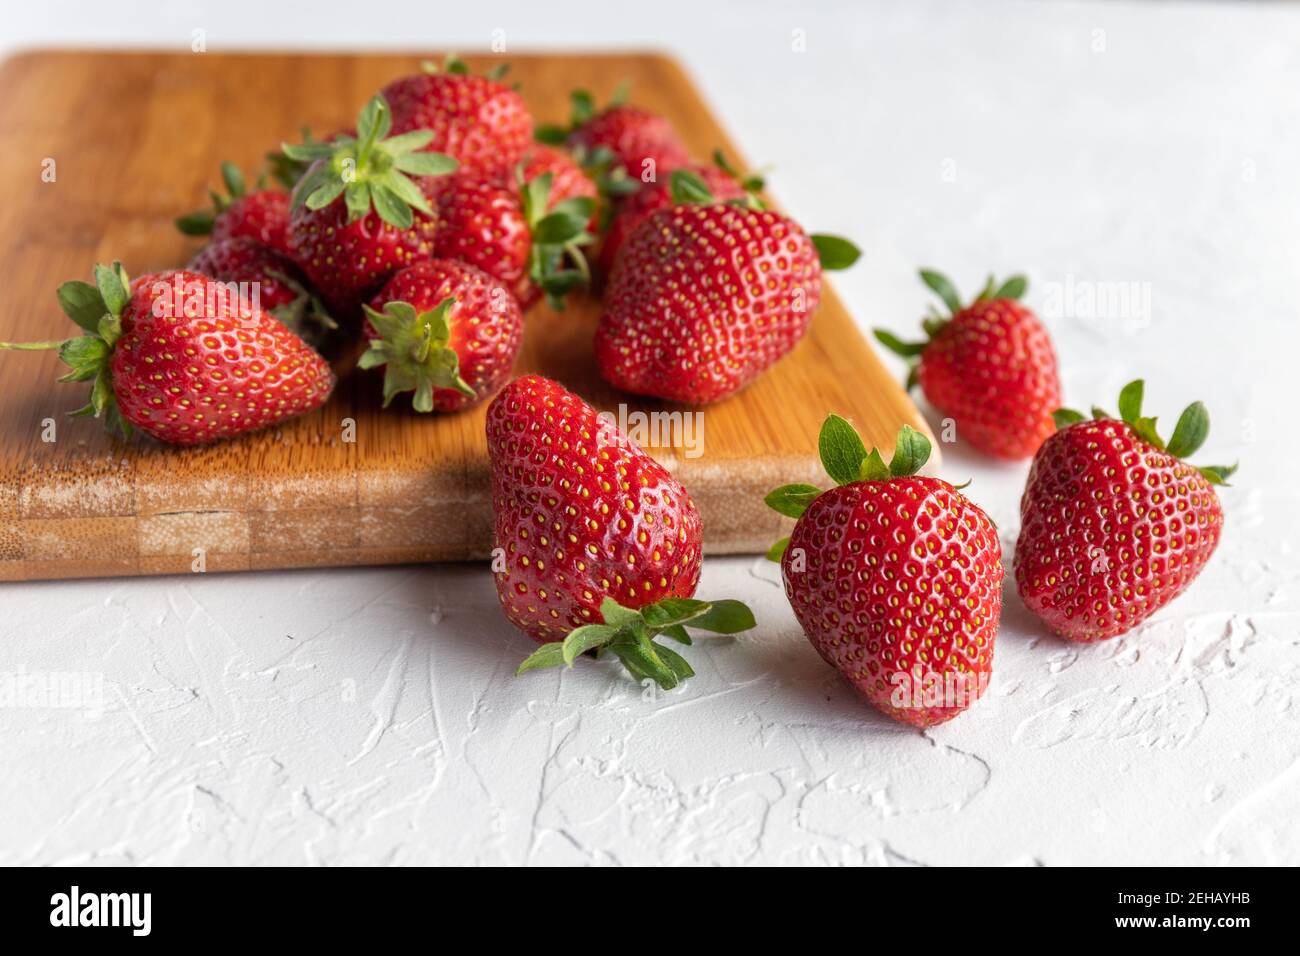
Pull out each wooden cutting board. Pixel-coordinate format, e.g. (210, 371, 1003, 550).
(0, 50, 931, 582)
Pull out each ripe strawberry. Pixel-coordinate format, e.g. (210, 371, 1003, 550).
(0, 263, 334, 445)
(186, 237, 336, 342)
(431, 170, 595, 310)
(508, 144, 598, 209)
(282, 95, 457, 314)
(382, 56, 532, 178)
(595, 204, 860, 403)
(488, 375, 755, 688)
(360, 260, 523, 412)
(875, 270, 1061, 460)
(495, 143, 600, 232)
(766, 417, 1003, 727)
(176, 162, 293, 257)
(538, 88, 689, 181)
(1015, 381, 1234, 642)
(597, 151, 761, 275)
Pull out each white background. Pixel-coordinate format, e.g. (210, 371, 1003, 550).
(1, 0, 1297, 865)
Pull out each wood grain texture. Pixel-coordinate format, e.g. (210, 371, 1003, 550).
(0, 50, 931, 582)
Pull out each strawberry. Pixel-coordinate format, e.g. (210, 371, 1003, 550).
(595, 203, 860, 403)
(282, 96, 457, 314)
(488, 375, 755, 688)
(497, 143, 600, 232)
(597, 151, 761, 275)
(508, 144, 598, 210)
(538, 88, 689, 181)
(430, 170, 595, 311)
(875, 270, 1061, 460)
(766, 417, 1003, 726)
(176, 162, 293, 257)
(186, 237, 336, 342)
(1015, 381, 1235, 642)
(0, 263, 334, 445)
(381, 56, 532, 178)
(360, 259, 523, 412)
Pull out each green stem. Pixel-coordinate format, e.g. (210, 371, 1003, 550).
(0, 340, 65, 351)
(355, 114, 383, 171)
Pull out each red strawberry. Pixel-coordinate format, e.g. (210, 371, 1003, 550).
(597, 152, 760, 275)
(186, 237, 336, 341)
(382, 56, 532, 178)
(875, 270, 1061, 460)
(509, 144, 598, 210)
(0, 263, 334, 445)
(538, 89, 689, 181)
(766, 418, 1003, 726)
(496, 144, 599, 232)
(176, 162, 292, 257)
(431, 170, 595, 311)
(283, 96, 457, 314)
(360, 260, 523, 412)
(488, 376, 755, 688)
(595, 204, 859, 403)
(1015, 381, 1234, 642)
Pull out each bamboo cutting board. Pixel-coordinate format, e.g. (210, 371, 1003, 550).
(0, 50, 930, 582)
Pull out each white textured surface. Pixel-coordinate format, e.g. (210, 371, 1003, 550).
(2, 0, 1299, 866)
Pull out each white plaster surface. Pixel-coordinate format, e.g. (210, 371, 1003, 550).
(1, 0, 1298, 865)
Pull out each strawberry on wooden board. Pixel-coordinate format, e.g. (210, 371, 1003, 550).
(875, 270, 1061, 460)
(487, 375, 755, 688)
(282, 95, 457, 315)
(595, 203, 860, 404)
(431, 170, 595, 311)
(187, 237, 336, 343)
(494, 143, 601, 232)
(0, 264, 335, 445)
(597, 152, 761, 276)
(538, 88, 690, 181)
(1015, 381, 1235, 642)
(382, 56, 533, 178)
(360, 259, 523, 413)
(175, 161, 293, 257)
(766, 418, 1003, 727)
(507, 144, 598, 210)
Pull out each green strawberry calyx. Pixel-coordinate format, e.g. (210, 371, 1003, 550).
(283, 95, 458, 229)
(516, 595, 757, 691)
(534, 83, 631, 144)
(874, 268, 1029, 389)
(359, 298, 475, 412)
(667, 168, 860, 272)
(0, 262, 134, 439)
(264, 267, 338, 340)
(421, 53, 511, 82)
(174, 161, 263, 237)
(267, 126, 322, 190)
(667, 151, 768, 211)
(710, 148, 767, 195)
(571, 142, 638, 212)
(518, 169, 597, 310)
(763, 418, 933, 561)
(1053, 379, 1238, 486)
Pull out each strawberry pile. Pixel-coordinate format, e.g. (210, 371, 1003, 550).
(1, 60, 1237, 720)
